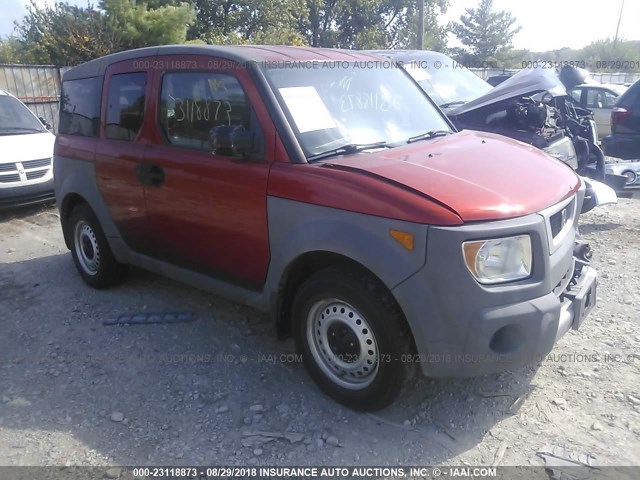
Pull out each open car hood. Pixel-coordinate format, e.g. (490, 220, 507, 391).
(450, 67, 570, 116)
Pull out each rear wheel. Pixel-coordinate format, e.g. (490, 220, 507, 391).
(68, 203, 127, 288)
(292, 266, 413, 410)
(622, 170, 637, 185)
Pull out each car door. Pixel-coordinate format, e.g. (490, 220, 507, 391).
(584, 88, 611, 137)
(95, 59, 153, 252)
(141, 56, 275, 289)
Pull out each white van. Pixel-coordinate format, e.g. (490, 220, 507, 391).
(0, 89, 55, 208)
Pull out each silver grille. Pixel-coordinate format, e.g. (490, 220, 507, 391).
(539, 194, 578, 255)
(23, 158, 52, 169)
(0, 173, 21, 183)
(0, 158, 52, 184)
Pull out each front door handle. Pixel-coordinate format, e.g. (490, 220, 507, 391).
(135, 163, 165, 187)
(148, 165, 165, 187)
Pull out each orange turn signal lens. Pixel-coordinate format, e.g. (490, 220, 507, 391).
(389, 229, 414, 251)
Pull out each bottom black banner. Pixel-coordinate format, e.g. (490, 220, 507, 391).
(0, 466, 638, 480)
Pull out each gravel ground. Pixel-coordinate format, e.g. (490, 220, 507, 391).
(0, 191, 639, 468)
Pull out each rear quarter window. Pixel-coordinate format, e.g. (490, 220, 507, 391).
(60, 77, 102, 137)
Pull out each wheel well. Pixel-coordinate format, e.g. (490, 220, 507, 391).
(275, 251, 407, 339)
(60, 193, 88, 248)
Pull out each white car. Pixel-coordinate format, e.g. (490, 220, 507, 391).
(606, 160, 640, 186)
(0, 89, 55, 208)
(570, 84, 629, 137)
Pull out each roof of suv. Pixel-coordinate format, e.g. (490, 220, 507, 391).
(63, 45, 384, 81)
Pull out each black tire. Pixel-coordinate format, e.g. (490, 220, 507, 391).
(622, 170, 637, 185)
(67, 203, 127, 288)
(292, 265, 413, 411)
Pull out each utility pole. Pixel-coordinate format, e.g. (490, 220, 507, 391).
(417, 0, 424, 50)
(614, 0, 625, 48)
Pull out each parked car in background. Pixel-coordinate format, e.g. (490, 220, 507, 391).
(369, 50, 621, 195)
(605, 160, 640, 186)
(602, 79, 640, 161)
(366, 50, 493, 113)
(0, 89, 55, 208)
(569, 84, 628, 137)
(56, 45, 599, 410)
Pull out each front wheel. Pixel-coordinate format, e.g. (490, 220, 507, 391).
(292, 266, 413, 410)
(622, 170, 638, 185)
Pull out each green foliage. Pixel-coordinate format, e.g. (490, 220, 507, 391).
(449, 0, 521, 66)
(187, 0, 307, 45)
(12, 1, 116, 65)
(4, 0, 195, 65)
(3, 0, 452, 64)
(294, 0, 447, 49)
(397, 0, 448, 50)
(101, 0, 195, 50)
(0, 36, 22, 64)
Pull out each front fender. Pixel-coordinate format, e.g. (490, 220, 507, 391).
(264, 196, 428, 308)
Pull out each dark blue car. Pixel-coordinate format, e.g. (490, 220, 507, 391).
(603, 79, 640, 160)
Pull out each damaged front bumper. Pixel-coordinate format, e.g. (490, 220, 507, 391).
(392, 194, 598, 378)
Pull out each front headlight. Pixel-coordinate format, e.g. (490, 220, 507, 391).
(543, 137, 578, 170)
(462, 235, 532, 284)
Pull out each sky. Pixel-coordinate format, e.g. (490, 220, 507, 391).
(1, 0, 638, 52)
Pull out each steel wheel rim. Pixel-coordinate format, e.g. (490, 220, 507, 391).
(623, 171, 636, 185)
(306, 299, 379, 390)
(74, 221, 100, 275)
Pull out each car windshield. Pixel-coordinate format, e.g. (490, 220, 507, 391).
(402, 60, 492, 107)
(0, 95, 46, 134)
(264, 62, 452, 158)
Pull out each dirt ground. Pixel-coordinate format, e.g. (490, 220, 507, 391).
(0, 191, 639, 469)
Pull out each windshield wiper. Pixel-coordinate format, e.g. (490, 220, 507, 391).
(439, 101, 467, 108)
(307, 141, 391, 162)
(407, 130, 451, 144)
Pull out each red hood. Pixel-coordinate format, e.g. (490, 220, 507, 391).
(324, 130, 580, 222)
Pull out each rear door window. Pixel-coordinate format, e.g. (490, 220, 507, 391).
(159, 72, 250, 151)
(106, 72, 147, 141)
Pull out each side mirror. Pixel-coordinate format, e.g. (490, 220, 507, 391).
(209, 125, 254, 158)
(38, 116, 52, 130)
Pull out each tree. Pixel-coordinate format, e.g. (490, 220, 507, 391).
(13, 1, 117, 65)
(6, 0, 196, 65)
(449, 0, 521, 66)
(0, 36, 22, 64)
(297, 0, 447, 49)
(101, 0, 196, 51)
(395, 0, 448, 50)
(187, 0, 307, 45)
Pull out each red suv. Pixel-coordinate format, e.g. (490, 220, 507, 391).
(54, 46, 597, 410)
